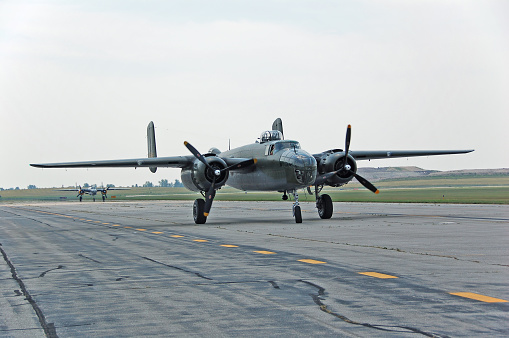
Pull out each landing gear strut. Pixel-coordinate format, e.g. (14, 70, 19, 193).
(289, 190, 302, 223)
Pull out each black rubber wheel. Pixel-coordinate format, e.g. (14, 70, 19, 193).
(317, 194, 333, 219)
(102, 195, 106, 202)
(193, 199, 207, 224)
(294, 205, 302, 223)
(79, 196, 82, 202)
(93, 197, 96, 202)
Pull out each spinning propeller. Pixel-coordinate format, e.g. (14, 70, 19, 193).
(184, 141, 256, 216)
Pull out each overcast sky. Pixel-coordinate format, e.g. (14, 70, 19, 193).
(1, 0, 508, 189)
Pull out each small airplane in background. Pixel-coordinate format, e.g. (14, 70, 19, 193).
(32, 119, 473, 223)
(58, 186, 129, 202)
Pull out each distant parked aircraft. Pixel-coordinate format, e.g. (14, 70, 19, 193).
(58, 186, 129, 202)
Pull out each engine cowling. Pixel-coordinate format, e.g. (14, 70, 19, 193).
(316, 151, 357, 187)
(181, 156, 229, 192)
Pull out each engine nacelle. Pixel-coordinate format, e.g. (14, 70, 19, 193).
(181, 156, 229, 192)
(316, 151, 357, 187)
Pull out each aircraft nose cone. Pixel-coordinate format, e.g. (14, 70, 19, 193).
(280, 150, 317, 185)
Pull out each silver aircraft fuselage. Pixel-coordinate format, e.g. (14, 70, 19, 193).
(220, 140, 317, 191)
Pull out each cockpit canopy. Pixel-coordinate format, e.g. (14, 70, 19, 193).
(259, 130, 283, 143)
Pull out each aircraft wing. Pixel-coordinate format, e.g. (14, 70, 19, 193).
(349, 149, 474, 161)
(56, 188, 80, 191)
(31, 156, 194, 169)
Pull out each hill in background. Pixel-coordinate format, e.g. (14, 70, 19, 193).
(356, 166, 509, 182)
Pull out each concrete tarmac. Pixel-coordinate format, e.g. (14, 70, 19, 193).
(1, 201, 508, 337)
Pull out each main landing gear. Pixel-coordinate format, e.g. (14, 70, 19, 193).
(193, 199, 207, 224)
(309, 185, 333, 219)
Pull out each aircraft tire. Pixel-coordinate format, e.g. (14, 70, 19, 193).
(93, 198, 96, 202)
(102, 196, 106, 202)
(79, 196, 82, 202)
(317, 194, 333, 219)
(193, 199, 207, 224)
(294, 205, 302, 223)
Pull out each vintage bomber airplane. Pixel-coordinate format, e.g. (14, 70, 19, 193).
(31, 119, 473, 224)
(58, 185, 129, 202)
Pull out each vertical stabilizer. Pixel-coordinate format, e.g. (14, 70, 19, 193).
(147, 121, 157, 173)
(272, 118, 284, 139)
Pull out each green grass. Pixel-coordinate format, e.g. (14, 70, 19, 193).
(1, 176, 508, 204)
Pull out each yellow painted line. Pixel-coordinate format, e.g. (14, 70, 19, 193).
(193, 239, 208, 242)
(86, 220, 93, 222)
(359, 272, 398, 279)
(221, 245, 239, 248)
(112, 224, 121, 227)
(254, 251, 276, 255)
(124, 226, 132, 228)
(136, 229, 147, 231)
(102, 222, 110, 225)
(93, 221, 102, 223)
(298, 259, 327, 264)
(171, 235, 184, 238)
(152, 232, 163, 234)
(450, 292, 508, 303)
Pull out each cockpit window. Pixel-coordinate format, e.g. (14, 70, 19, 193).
(274, 141, 300, 153)
(266, 141, 301, 155)
(259, 130, 283, 143)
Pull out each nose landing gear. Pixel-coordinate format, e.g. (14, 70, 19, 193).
(289, 190, 302, 223)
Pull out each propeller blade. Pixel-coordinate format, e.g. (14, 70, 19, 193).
(342, 124, 352, 169)
(354, 173, 379, 194)
(224, 158, 257, 172)
(184, 141, 214, 170)
(203, 178, 217, 217)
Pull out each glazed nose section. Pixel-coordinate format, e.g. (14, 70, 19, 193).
(281, 150, 317, 185)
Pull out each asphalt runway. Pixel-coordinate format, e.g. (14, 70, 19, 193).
(1, 201, 508, 337)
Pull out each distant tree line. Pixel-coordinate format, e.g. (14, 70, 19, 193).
(3, 179, 185, 191)
(141, 179, 184, 188)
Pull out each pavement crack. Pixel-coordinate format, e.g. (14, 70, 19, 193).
(77, 254, 102, 264)
(142, 256, 213, 280)
(39, 265, 64, 278)
(268, 280, 280, 289)
(0, 244, 59, 338)
(299, 280, 448, 338)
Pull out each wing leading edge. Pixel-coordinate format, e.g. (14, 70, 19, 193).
(30, 156, 194, 169)
(30, 155, 255, 169)
(350, 149, 474, 161)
